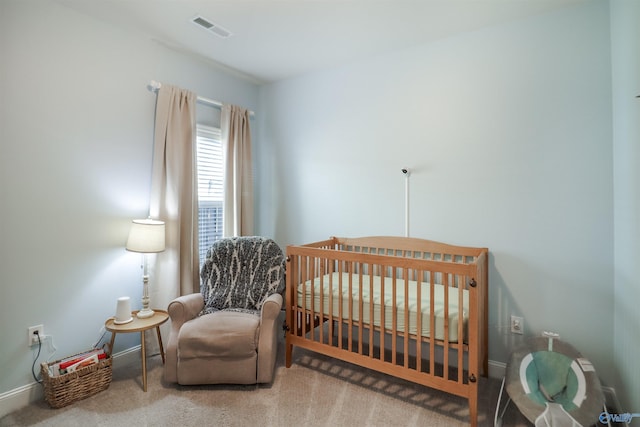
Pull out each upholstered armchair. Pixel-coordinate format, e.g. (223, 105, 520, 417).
(164, 236, 285, 385)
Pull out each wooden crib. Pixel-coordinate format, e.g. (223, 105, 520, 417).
(284, 236, 488, 426)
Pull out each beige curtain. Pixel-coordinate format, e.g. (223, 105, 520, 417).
(147, 84, 199, 352)
(221, 104, 254, 237)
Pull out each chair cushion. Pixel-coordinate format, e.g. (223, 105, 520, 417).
(200, 236, 285, 315)
(178, 310, 260, 359)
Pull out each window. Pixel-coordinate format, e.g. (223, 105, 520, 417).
(196, 125, 224, 268)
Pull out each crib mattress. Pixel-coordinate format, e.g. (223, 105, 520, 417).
(297, 272, 468, 342)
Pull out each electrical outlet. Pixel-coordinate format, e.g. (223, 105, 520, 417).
(28, 324, 45, 346)
(510, 316, 523, 334)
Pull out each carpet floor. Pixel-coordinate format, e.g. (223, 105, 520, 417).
(1, 343, 534, 426)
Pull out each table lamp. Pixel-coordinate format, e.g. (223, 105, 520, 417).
(126, 218, 165, 319)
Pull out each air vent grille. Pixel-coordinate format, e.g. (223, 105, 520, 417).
(193, 16, 213, 29)
(191, 15, 232, 38)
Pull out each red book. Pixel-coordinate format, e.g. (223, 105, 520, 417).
(59, 349, 105, 370)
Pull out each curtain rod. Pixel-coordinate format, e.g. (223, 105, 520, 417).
(147, 80, 254, 117)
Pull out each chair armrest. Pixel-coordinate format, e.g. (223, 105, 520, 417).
(164, 293, 204, 383)
(260, 293, 283, 321)
(168, 293, 204, 326)
(257, 293, 283, 383)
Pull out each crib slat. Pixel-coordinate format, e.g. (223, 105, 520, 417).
(313, 256, 321, 343)
(458, 274, 465, 384)
(301, 256, 308, 337)
(317, 257, 324, 344)
(443, 272, 449, 381)
(391, 273, 397, 365)
(358, 264, 364, 355)
(337, 261, 343, 348)
(348, 262, 354, 353)
(367, 263, 372, 358)
(429, 270, 435, 376)
(403, 267, 409, 368)
(379, 263, 385, 363)
(328, 262, 341, 342)
(416, 269, 422, 373)
(327, 260, 334, 344)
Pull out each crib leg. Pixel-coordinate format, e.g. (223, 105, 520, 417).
(469, 390, 478, 427)
(285, 338, 293, 368)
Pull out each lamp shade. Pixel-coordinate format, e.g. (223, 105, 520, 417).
(125, 219, 165, 253)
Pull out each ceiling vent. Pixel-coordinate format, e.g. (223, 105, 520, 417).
(191, 15, 232, 38)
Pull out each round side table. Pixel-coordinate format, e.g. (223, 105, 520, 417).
(105, 309, 169, 392)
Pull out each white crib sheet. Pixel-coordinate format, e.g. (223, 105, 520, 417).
(297, 272, 468, 342)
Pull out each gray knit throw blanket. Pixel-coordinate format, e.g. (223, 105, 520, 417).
(200, 236, 285, 316)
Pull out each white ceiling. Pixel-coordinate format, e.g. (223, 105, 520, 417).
(56, 0, 588, 83)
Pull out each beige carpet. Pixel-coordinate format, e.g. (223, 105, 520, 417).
(1, 344, 533, 426)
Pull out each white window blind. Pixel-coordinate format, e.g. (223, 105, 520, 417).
(196, 125, 224, 268)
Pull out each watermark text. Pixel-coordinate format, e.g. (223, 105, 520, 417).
(599, 412, 640, 424)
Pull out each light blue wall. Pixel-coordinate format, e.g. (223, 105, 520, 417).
(257, 0, 616, 386)
(611, 0, 640, 417)
(2, 0, 634, 416)
(0, 0, 259, 397)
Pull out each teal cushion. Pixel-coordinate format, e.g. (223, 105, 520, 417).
(525, 351, 578, 411)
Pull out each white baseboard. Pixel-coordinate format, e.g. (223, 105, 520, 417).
(0, 382, 44, 420)
(0, 346, 141, 419)
(488, 359, 506, 379)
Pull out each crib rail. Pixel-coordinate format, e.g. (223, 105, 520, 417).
(285, 236, 488, 427)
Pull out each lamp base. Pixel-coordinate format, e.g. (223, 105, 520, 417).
(137, 308, 155, 319)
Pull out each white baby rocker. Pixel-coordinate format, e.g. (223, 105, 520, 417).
(495, 332, 606, 427)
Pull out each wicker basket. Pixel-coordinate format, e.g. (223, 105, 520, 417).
(40, 351, 112, 408)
